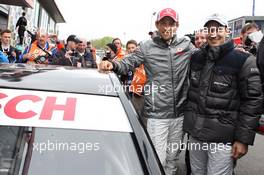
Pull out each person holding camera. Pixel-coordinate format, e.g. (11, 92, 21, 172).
(22, 29, 57, 64)
(52, 35, 81, 66)
(86, 41, 96, 61)
(239, 22, 263, 55)
(76, 38, 97, 68)
(102, 43, 118, 61)
(0, 29, 21, 63)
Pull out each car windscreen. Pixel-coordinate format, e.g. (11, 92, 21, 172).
(0, 126, 145, 175)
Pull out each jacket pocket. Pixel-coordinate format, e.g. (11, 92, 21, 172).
(211, 75, 232, 93)
(210, 67, 235, 94)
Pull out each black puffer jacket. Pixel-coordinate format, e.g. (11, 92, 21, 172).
(183, 41, 263, 145)
(257, 36, 264, 83)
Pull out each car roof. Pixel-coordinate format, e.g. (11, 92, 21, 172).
(0, 63, 133, 132)
(0, 63, 117, 96)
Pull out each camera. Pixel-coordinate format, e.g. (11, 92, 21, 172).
(244, 31, 263, 55)
(35, 55, 48, 64)
(245, 31, 263, 46)
(102, 50, 112, 61)
(69, 50, 76, 57)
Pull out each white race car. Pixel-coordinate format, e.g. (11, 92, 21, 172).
(0, 63, 164, 175)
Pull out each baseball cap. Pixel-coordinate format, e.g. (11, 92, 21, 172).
(204, 13, 228, 27)
(156, 8, 179, 22)
(67, 35, 81, 43)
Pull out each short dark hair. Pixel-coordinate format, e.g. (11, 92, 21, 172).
(241, 22, 259, 35)
(126, 40, 137, 49)
(1, 29, 12, 36)
(22, 12, 26, 16)
(112, 38, 121, 44)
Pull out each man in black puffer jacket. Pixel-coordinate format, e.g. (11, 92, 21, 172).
(183, 14, 263, 175)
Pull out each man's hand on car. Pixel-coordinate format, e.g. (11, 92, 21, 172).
(99, 60, 113, 71)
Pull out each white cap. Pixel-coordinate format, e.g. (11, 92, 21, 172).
(204, 13, 228, 27)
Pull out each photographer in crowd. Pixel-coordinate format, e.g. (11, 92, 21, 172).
(102, 43, 118, 61)
(76, 38, 97, 68)
(86, 41, 96, 62)
(239, 22, 263, 55)
(52, 34, 81, 66)
(239, 23, 264, 88)
(0, 29, 21, 63)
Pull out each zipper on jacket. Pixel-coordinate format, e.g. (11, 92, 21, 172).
(169, 46, 176, 117)
(152, 81, 155, 111)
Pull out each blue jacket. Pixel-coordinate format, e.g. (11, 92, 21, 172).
(0, 51, 9, 63)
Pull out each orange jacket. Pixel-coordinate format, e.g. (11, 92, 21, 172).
(24, 41, 56, 64)
(116, 48, 125, 60)
(130, 64, 146, 96)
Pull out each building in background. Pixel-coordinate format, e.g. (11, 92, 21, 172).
(228, 16, 264, 44)
(0, 0, 65, 45)
(0, 4, 10, 30)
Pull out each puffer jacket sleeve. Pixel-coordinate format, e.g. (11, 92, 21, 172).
(112, 42, 145, 75)
(257, 37, 264, 83)
(235, 55, 263, 145)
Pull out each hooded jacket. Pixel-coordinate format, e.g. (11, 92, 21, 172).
(113, 33, 195, 119)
